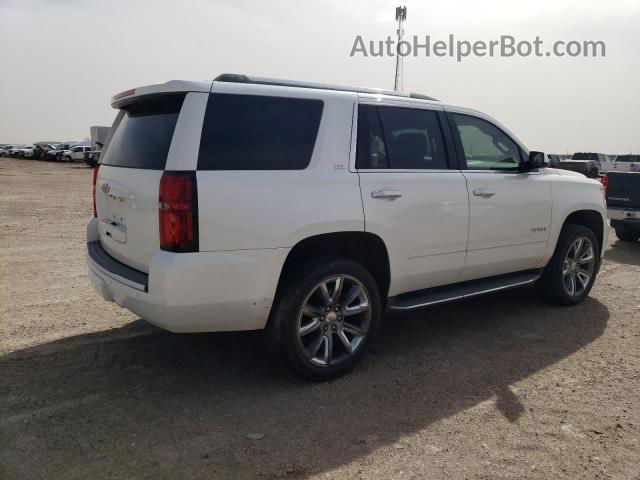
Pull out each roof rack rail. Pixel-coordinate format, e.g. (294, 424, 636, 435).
(214, 74, 439, 102)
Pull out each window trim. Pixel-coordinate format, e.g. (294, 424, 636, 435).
(446, 110, 535, 174)
(354, 102, 456, 172)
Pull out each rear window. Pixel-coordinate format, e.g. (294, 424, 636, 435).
(100, 94, 184, 170)
(571, 152, 598, 161)
(198, 93, 323, 170)
(617, 155, 640, 162)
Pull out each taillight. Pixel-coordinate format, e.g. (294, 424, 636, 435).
(600, 175, 608, 201)
(159, 171, 198, 252)
(92, 165, 100, 217)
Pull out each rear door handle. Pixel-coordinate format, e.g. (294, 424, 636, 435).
(473, 188, 496, 198)
(371, 189, 402, 200)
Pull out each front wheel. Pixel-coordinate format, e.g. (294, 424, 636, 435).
(266, 255, 381, 381)
(538, 224, 599, 305)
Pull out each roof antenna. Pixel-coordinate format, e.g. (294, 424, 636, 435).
(394, 6, 407, 92)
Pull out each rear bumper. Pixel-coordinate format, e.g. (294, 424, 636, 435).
(608, 207, 640, 222)
(86, 218, 289, 333)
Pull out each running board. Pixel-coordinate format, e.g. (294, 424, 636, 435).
(387, 269, 543, 312)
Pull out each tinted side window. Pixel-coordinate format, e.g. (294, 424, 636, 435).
(356, 105, 388, 169)
(381, 107, 448, 169)
(100, 94, 184, 170)
(452, 114, 521, 170)
(198, 94, 323, 170)
(357, 105, 448, 170)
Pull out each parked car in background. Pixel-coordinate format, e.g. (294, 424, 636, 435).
(18, 145, 37, 158)
(87, 74, 608, 379)
(0, 145, 15, 156)
(8, 145, 27, 157)
(601, 154, 640, 174)
(29, 143, 52, 160)
(603, 171, 640, 242)
(44, 143, 72, 161)
(61, 145, 91, 162)
(557, 152, 604, 178)
(547, 154, 561, 168)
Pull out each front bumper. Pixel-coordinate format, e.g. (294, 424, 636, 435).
(86, 218, 288, 333)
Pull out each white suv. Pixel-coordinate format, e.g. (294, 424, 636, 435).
(87, 74, 608, 379)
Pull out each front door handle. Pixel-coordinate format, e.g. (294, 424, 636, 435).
(473, 188, 496, 198)
(371, 189, 402, 200)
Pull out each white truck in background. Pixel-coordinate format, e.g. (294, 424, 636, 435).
(600, 154, 640, 175)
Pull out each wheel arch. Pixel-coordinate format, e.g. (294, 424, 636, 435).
(274, 231, 391, 307)
(563, 209, 605, 253)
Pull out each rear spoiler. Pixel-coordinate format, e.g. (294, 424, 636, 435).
(110, 80, 212, 108)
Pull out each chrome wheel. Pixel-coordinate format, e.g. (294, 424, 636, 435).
(297, 275, 371, 367)
(562, 236, 595, 297)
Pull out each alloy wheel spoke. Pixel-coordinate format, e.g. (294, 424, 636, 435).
(341, 286, 363, 308)
(566, 274, 576, 296)
(337, 329, 353, 354)
(299, 319, 321, 336)
(323, 334, 333, 365)
(332, 276, 344, 305)
(319, 282, 332, 307)
(573, 238, 584, 260)
(308, 333, 324, 357)
(302, 304, 324, 318)
(343, 321, 365, 337)
(576, 269, 591, 288)
(579, 248, 594, 264)
(343, 303, 370, 317)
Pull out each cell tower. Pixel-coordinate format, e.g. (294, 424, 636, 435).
(394, 6, 407, 92)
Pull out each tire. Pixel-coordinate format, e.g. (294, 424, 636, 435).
(538, 224, 600, 306)
(266, 255, 381, 381)
(64, 155, 72, 162)
(614, 224, 640, 242)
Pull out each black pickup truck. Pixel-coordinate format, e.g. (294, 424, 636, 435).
(558, 152, 605, 178)
(606, 172, 640, 242)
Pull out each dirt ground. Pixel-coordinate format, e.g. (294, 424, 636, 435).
(0, 157, 638, 480)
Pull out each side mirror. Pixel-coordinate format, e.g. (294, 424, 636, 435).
(522, 151, 547, 171)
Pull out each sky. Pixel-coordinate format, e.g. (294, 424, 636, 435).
(0, 0, 638, 153)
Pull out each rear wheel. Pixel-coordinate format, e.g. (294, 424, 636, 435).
(538, 224, 599, 305)
(614, 224, 640, 242)
(266, 255, 381, 381)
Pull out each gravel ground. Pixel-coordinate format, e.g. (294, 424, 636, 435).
(1, 157, 638, 480)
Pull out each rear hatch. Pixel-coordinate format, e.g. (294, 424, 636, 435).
(606, 172, 640, 209)
(96, 94, 185, 272)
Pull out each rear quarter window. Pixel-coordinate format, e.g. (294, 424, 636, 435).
(197, 93, 323, 170)
(100, 94, 185, 170)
